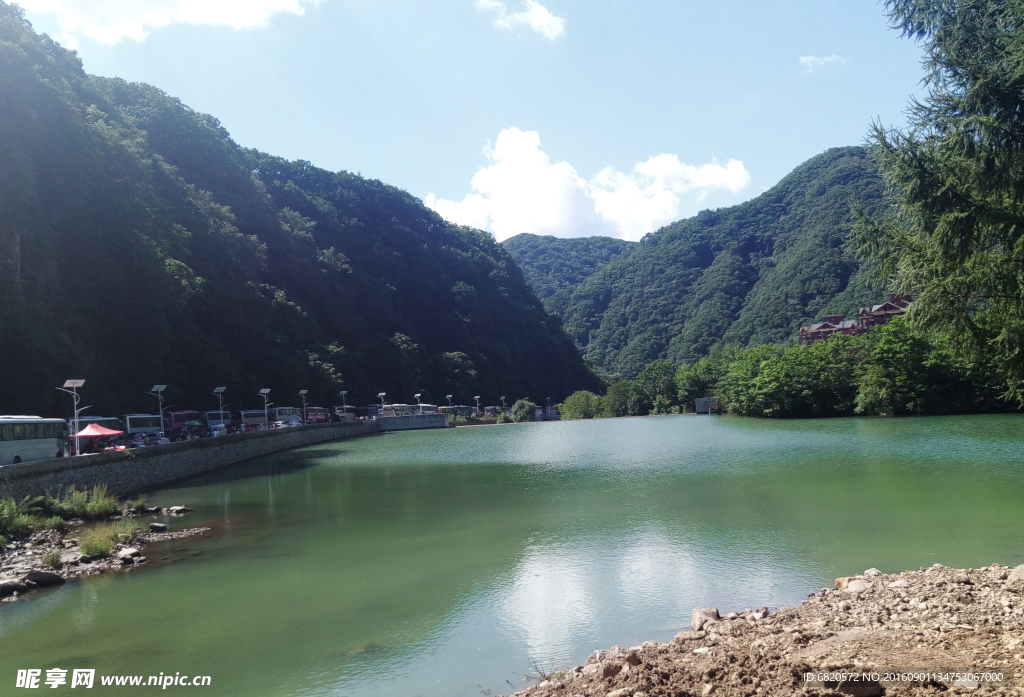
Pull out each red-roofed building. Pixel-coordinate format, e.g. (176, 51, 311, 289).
(799, 294, 911, 346)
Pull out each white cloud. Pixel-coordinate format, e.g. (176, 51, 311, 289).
(475, 0, 565, 40)
(425, 128, 751, 242)
(17, 0, 323, 47)
(798, 54, 847, 73)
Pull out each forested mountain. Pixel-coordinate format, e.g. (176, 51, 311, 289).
(0, 3, 598, 417)
(501, 234, 636, 313)
(557, 147, 889, 378)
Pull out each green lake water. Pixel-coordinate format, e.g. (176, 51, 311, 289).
(2, 414, 1023, 695)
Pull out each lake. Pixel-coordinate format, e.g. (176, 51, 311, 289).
(2, 414, 1023, 695)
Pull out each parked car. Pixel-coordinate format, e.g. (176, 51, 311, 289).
(129, 432, 169, 447)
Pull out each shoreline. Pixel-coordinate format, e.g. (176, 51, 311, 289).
(505, 564, 1024, 696)
(0, 507, 208, 605)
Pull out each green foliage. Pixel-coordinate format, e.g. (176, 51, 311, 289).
(552, 148, 888, 378)
(558, 390, 601, 420)
(681, 317, 1014, 418)
(496, 412, 512, 424)
(45, 485, 118, 520)
(510, 399, 537, 423)
(0, 3, 599, 417)
(41, 549, 62, 568)
(675, 346, 739, 412)
(631, 359, 678, 415)
(601, 381, 636, 417)
(0, 497, 32, 539)
(79, 531, 113, 559)
(501, 234, 636, 311)
(850, 0, 1024, 401)
(79, 519, 139, 558)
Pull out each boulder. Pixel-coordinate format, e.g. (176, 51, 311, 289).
(887, 579, 909, 589)
(691, 607, 720, 632)
(608, 689, 632, 697)
(623, 651, 641, 666)
(20, 570, 64, 588)
(845, 579, 869, 594)
(148, 523, 168, 532)
(116, 548, 141, 562)
(146, 507, 163, 514)
(601, 663, 622, 679)
(863, 568, 883, 577)
(167, 506, 192, 515)
(0, 580, 27, 598)
(953, 572, 973, 585)
(1007, 565, 1024, 583)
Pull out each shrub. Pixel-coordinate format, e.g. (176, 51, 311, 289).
(41, 549, 62, 568)
(510, 399, 536, 422)
(496, 412, 512, 424)
(85, 485, 119, 518)
(39, 516, 65, 531)
(558, 391, 600, 419)
(79, 532, 113, 558)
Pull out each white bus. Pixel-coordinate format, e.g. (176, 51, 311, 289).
(0, 416, 69, 465)
(270, 407, 301, 425)
(204, 410, 231, 427)
(120, 414, 163, 435)
(72, 416, 124, 433)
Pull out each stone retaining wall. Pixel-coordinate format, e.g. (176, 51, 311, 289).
(0, 421, 381, 499)
(378, 413, 450, 431)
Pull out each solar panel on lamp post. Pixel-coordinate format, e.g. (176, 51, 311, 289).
(213, 387, 226, 418)
(56, 379, 86, 456)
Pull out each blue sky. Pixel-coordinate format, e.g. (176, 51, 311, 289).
(18, 0, 926, 240)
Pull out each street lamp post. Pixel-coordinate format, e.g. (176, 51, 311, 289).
(339, 391, 348, 419)
(474, 395, 481, 415)
(446, 394, 453, 408)
(213, 387, 226, 424)
(56, 379, 86, 456)
(500, 396, 506, 409)
(377, 392, 386, 418)
(147, 385, 167, 437)
(259, 389, 272, 429)
(413, 393, 422, 415)
(299, 390, 308, 425)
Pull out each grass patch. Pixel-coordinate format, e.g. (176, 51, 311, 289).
(79, 519, 140, 558)
(0, 487, 148, 542)
(41, 549, 62, 568)
(79, 531, 113, 558)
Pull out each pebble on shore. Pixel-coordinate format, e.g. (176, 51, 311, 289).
(506, 563, 1024, 697)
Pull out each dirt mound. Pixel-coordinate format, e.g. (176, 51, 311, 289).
(508, 564, 1022, 696)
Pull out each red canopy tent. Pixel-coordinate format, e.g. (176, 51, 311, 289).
(75, 423, 124, 438)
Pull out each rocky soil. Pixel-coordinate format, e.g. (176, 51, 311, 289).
(0, 506, 208, 605)
(508, 565, 1024, 697)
